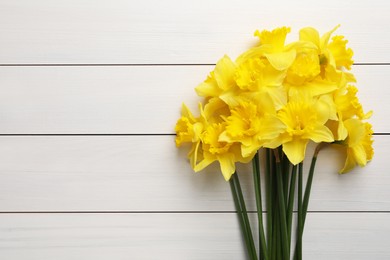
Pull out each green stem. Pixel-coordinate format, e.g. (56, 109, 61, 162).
(233, 173, 257, 259)
(265, 149, 273, 258)
(297, 163, 303, 260)
(230, 176, 254, 259)
(287, 165, 297, 247)
(273, 202, 279, 260)
(282, 154, 290, 206)
(273, 149, 289, 259)
(293, 143, 324, 260)
(252, 153, 268, 260)
(302, 154, 319, 227)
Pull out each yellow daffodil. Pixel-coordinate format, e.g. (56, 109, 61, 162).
(255, 27, 297, 71)
(219, 97, 286, 157)
(299, 26, 339, 54)
(284, 40, 340, 98)
(175, 101, 252, 181)
(195, 55, 241, 106)
(175, 103, 204, 147)
(334, 85, 372, 120)
(235, 57, 287, 109)
(299, 25, 340, 64)
(339, 119, 374, 173)
(237, 27, 296, 71)
(325, 85, 372, 140)
(276, 96, 334, 164)
(284, 26, 353, 99)
(285, 48, 320, 86)
(328, 35, 354, 70)
(175, 103, 210, 171)
(193, 122, 252, 181)
(299, 25, 353, 74)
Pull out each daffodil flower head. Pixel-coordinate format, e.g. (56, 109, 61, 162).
(334, 85, 372, 120)
(325, 85, 373, 141)
(235, 57, 287, 109)
(219, 98, 286, 158)
(238, 27, 296, 71)
(195, 55, 238, 102)
(339, 119, 374, 173)
(255, 26, 291, 50)
(277, 96, 334, 164)
(193, 122, 251, 181)
(328, 35, 354, 70)
(175, 103, 205, 147)
(299, 25, 353, 76)
(285, 47, 321, 85)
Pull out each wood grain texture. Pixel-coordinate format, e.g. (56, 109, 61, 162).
(0, 65, 384, 134)
(0, 135, 386, 212)
(0, 0, 389, 64)
(0, 213, 389, 259)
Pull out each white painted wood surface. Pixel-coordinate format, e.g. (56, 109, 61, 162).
(0, 65, 386, 134)
(0, 0, 389, 259)
(0, 136, 387, 212)
(0, 0, 389, 64)
(0, 213, 389, 259)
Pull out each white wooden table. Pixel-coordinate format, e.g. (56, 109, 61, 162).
(0, 0, 389, 259)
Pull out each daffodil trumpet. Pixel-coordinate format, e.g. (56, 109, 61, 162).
(175, 26, 373, 259)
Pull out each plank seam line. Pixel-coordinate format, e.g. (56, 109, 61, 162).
(0, 133, 387, 136)
(0, 211, 388, 214)
(0, 63, 388, 67)
(0, 64, 215, 67)
(0, 134, 176, 136)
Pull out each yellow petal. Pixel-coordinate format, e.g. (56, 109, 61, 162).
(203, 98, 230, 122)
(302, 78, 338, 97)
(241, 142, 260, 158)
(339, 149, 356, 174)
(283, 138, 308, 165)
(299, 27, 320, 49)
(193, 156, 215, 172)
(320, 25, 340, 50)
(255, 27, 291, 50)
(264, 49, 296, 70)
(195, 75, 221, 98)
(344, 119, 365, 145)
(251, 85, 287, 110)
(328, 35, 354, 70)
(337, 119, 348, 141)
(217, 154, 236, 181)
(181, 103, 195, 121)
(258, 116, 286, 140)
(304, 124, 334, 143)
(236, 46, 267, 65)
(219, 89, 242, 107)
(233, 143, 255, 163)
(218, 131, 231, 143)
(214, 55, 236, 90)
(264, 133, 290, 149)
(351, 144, 367, 167)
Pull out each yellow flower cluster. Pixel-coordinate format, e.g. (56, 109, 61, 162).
(175, 26, 373, 181)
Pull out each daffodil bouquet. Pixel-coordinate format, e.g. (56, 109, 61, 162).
(175, 26, 373, 259)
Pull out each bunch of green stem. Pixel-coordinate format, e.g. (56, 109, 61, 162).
(229, 144, 323, 260)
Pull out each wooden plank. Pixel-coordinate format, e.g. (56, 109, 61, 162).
(0, 0, 389, 64)
(0, 213, 388, 259)
(0, 65, 384, 134)
(0, 135, 386, 212)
